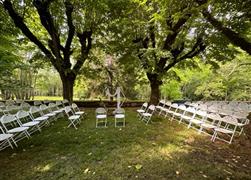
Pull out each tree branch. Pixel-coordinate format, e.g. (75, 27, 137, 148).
(163, 37, 206, 71)
(74, 30, 92, 74)
(33, 0, 63, 59)
(177, 37, 206, 62)
(163, 13, 191, 50)
(64, 0, 75, 59)
(3, 0, 55, 61)
(202, 10, 251, 55)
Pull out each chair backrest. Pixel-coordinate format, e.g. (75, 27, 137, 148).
(221, 116, 238, 126)
(64, 106, 72, 115)
(142, 102, 148, 110)
(165, 101, 172, 106)
(158, 100, 165, 106)
(29, 106, 40, 114)
(0, 101, 5, 107)
(96, 107, 106, 114)
(195, 110, 207, 119)
(0, 114, 17, 124)
(146, 105, 155, 114)
(43, 100, 50, 104)
(34, 101, 42, 106)
(178, 104, 186, 111)
(72, 103, 80, 111)
(5, 100, 14, 106)
(55, 101, 62, 106)
(16, 110, 30, 119)
(171, 103, 178, 108)
(208, 113, 221, 121)
(48, 103, 56, 108)
(21, 102, 31, 109)
(63, 99, 69, 105)
(40, 104, 48, 111)
(198, 104, 207, 111)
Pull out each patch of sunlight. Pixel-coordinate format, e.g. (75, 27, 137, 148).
(35, 163, 53, 172)
(157, 144, 189, 159)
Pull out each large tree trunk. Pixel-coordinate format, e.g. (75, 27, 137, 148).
(147, 73, 162, 105)
(60, 73, 76, 103)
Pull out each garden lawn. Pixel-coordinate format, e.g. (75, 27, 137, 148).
(0, 108, 250, 180)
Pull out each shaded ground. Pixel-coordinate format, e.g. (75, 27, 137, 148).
(0, 108, 250, 180)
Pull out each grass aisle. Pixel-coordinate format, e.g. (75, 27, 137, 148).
(0, 108, 250, 180)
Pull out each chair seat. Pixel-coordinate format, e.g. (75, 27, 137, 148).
(201, 123, 216, 129)
(142, 113, 152, 117)
(7, 127, 29, 133)
(181, 115, 193, 120)
(115, 114, 125, 118)
(156, 106, 165, 110)
(75, 111, 84, 115)
(137, 109, 145, 113)
(53, 110, 63, 114)
(69, 115, 80, 120)
(34, 116, 49, 121)
(22, 121, 40, 127)
(214, 128, 233, 134)
(173, 112, 182, 116)
(190, 119, 203, 124)
(44, 113, 56, 117)
(96, 114, 107, 119)
(0, 134, 13, 141)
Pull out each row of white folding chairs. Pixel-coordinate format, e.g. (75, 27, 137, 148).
(158, 102, 248, 144)
(137, 103, 156, 124)
(0, 102, 84, 150)
(186, 101, 251, 112)
(0, 99, 71, 115)
(0, 105, 60, 151)
(186, 103, 250, 123)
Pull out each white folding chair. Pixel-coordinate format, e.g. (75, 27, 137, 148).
(114, 108, 125, 127)
(72, 103, 85, 117)
(199, 112, 221, 136)
(95, 107, 107, 128)
(0, 114, 30, 146)
(187, 110, 207, 130)
(155, 100, 166, 115)
(62, 99, 70, 107)
(171, 104, 187, 121)
(166, 103, 179, 120)
(16, 110, 41, 134)
(21, 102, 31, 111)
(141, 105, 155, 124)
(48, 103, 64, 113)
(64, 106, 81, 129)
(137, 102, 148, 118)
(39, 104, 57, 121)
(29, 106, 50, 127)
(179, 107, 196, 124)
(211, 116, 239, 144)
(0, 126, 15, 151)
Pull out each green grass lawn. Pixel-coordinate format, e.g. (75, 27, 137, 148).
(0, 108, 250, 180)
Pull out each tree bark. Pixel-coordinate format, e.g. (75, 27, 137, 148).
(147, 73, 162, 105)
(60, 73, 76, 103)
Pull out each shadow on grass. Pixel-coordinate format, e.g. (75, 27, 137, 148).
(0, 108, 250, 180)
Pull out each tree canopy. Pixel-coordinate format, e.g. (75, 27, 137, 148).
(0, 0, 250, 103)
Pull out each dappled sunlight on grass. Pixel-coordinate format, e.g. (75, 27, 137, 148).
(35, 163, 53, 172)
(0, 108, 250, 179)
